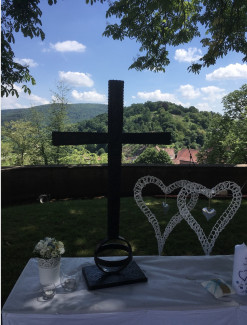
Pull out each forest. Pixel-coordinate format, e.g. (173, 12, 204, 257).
(1, 84, 246, 166)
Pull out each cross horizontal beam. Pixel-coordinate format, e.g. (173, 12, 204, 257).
(52, 131, 171, 146)
(52, 132, 108, 145)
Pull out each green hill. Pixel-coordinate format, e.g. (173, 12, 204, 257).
(1, 103, 107, 125)
(77, 101, 219, 150)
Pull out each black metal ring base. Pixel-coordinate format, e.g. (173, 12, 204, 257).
(94, 236, 132, 274)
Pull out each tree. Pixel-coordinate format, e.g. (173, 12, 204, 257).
(1, 120, 37, 165)
(28, 107, 51, 165)
(49, 82, 70, 132)
(198, 84, 247, 164)
(222, 84, 247, 120)
(1, 142, 17, 166)
(197, 115, 229, 164)
(221, 83, 247, 163)
(89, 0, 247, 73)
(1, 0, 57, 97)
(48, 82, 70, 164)
(134, 147, 172, 164)
(59, 146, 98, 164)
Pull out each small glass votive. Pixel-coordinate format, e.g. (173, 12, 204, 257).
(60, 270, 79, 292)
(42, 283, 56, 300)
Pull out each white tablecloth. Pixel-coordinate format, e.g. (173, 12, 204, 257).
(2, 256, 247, 325)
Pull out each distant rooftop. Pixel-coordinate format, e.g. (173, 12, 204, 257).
(174, 148, 199, 165)
(156, 146, 198, 164)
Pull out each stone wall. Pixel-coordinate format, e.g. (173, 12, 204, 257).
(2, 164, 247, 206)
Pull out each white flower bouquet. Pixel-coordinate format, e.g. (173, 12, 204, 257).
(33, 237, 65, 259)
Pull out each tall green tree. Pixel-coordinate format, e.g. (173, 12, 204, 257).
(198, 84, 247, 164)
(221, 83, 247, 163)
(197, 115, 229, 164)
(222, 84, 247, 120)
(89, 0, 247, 73)
(28, 107, 51, 165)
(48, 82, 70, 164)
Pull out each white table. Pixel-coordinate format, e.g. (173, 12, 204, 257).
(2, 256, 247, 325)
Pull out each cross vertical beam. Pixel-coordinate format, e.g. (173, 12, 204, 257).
(107, 80, 124, 239)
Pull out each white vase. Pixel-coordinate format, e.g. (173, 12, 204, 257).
(38, 256, 61, 285)
(232, 243, 247, 295)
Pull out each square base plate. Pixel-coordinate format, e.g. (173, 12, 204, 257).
(82, 260, 147, 290)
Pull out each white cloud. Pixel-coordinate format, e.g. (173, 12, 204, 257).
(136, 90, 181, 104)
(1, 84, 49, 109)
(50, 40, 86, 52)
(1, 94, 24, 109)
(59, 71, 94, 87)
(178, 84, 201, 99)
(174, 48, 202, 62)
(14, 58, 38, 67)
(178, 84, 225, 106)
(201, 86, 225, 101)
(71, 89, 107, 103)
(28, 93, 50, 105)
(196, 102, 212, 111)
(206, 63, 247, 80)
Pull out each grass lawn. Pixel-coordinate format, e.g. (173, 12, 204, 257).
(2, 196, 247, 305)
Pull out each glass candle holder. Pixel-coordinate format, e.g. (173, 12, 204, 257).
(60, 270, 79, 292)
(42, 283, 56, 300)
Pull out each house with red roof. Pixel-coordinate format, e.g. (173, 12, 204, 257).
(173, 148, 199, 164)
(155, 146, 199, 164)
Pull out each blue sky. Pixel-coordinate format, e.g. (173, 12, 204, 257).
(2, 0, 247, 114)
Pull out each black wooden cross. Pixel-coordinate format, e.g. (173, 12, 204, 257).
(53, 80, 171, 240)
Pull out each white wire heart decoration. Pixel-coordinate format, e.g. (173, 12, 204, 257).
(134, 176, 198, 255)
(177, 181, 242, 255)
